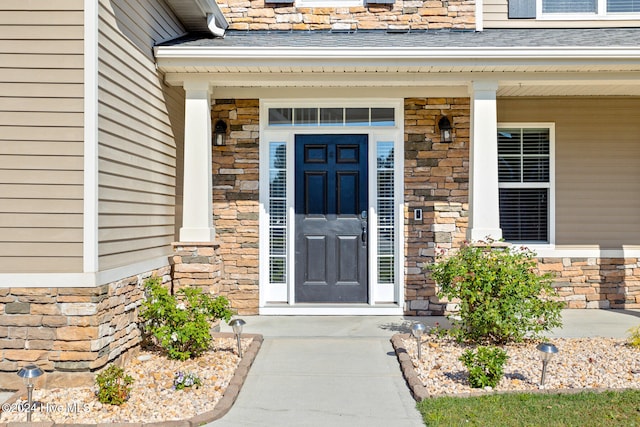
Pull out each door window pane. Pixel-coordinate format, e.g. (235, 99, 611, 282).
(346, 108, 369, 126)
(269, 108, 292, 126)
(294, 108, 318, 126)
(371, 108, 395, 126)
(320, 108, 344, 126)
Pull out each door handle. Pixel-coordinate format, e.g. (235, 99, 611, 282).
(361, 224, 367, 244)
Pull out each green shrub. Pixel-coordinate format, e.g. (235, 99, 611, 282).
(95, 364, 134, 405)
(627, 325, 640, 348)
(140, 276, 234, 361)
(459, 346, 508, 389)
(430, 241, 563, 344)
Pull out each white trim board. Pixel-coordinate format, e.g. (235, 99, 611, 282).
(0, 256, 171, 288)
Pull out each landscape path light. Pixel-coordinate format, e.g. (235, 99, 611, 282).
(411, 322, 426, 361)
(536, 342, 559, 387)
(17, 364, 44, 422)
(229, 318, 246, 358)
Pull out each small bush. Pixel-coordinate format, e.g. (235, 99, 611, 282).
(140, 276, 234, 361)
(429, 241, 564, 344)
(95, 364, 134, 405)
(459, 346, 508, 389)
(627, 325, 640, 348)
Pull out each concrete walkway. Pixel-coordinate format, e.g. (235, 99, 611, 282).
(211, 309, 640, 427)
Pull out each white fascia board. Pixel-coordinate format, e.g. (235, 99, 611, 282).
(155, 45, 640, 61)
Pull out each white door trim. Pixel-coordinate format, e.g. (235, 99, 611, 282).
(258, 99, 404, 315)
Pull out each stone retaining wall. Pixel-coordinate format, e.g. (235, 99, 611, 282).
(0, 267, 170, 389)
(221, 0, 475, 31)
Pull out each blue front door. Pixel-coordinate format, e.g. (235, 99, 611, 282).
(294, 134, 369, 303)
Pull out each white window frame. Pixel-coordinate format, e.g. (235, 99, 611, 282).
(537, 0, 640, 19)
(497, 123, 555, 249)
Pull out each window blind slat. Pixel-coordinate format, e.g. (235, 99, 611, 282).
(542, 0, 597, 12)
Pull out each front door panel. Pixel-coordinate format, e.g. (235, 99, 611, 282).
(295, 134, 368, 303)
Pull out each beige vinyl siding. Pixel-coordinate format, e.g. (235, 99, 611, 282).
(0, 0, 84, 273)
(497, 98, 640, 248)
(484, 0, 640, 28)
(97, 0, 186, 270)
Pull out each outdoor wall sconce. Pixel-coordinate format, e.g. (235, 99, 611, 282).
(214, 119, 227, 146)
(536, 342, 558, 387)
(17, 364, 44, 422)
(411, 322, 426, 361)
(438, 116, 453, 143)
(229, 318, 246, 358)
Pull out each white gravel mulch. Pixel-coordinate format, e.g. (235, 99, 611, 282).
(0, 336, 252, 424)
(402, 336, 640, 396)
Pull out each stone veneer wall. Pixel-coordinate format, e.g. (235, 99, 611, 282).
(220, 0, 475, 31)
(404, 98, 469, 315)
(171, 243, 223, 296)
(0, 267, 170, 389)
(210, 99, 260, 315)
(538, 257, 640, 309)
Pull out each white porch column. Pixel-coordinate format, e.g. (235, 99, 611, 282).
(467, 81, 502, 242)
(179, 81, 215, 242)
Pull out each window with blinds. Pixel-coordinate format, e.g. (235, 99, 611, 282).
(542, 0, 596, 13)
(540, 0, 640, 14)
(377, 142, 395, 284)
(608, 0, 640, 11)
(498, 128, 551, 243)
(269, 142, 287, 284)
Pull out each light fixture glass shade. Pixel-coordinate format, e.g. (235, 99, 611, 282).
(214, 119, 227, 146)
(229, 318, 246, 335)
(438, 116, 453, 143)
(411, 323, 426, 338)
(536, 342, 558, 362)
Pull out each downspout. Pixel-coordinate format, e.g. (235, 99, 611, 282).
(207, 13, 227, 38)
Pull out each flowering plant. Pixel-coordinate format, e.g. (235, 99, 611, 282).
(140, 277, 234, 360)
(172, 371, 202, 391)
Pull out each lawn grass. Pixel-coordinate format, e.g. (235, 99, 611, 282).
(418, 389, 640, 427)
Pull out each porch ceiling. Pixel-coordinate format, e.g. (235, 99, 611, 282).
(155, 29, 640, 97)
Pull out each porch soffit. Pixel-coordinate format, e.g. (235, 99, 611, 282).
(154, 29, 640, 96)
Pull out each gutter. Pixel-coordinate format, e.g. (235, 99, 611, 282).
(155, 45, 640, 60)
